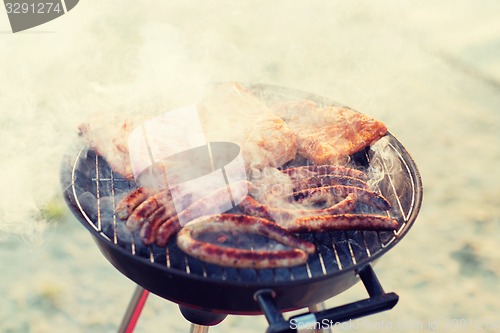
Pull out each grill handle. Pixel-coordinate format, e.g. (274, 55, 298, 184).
(254, 264, 399, 333)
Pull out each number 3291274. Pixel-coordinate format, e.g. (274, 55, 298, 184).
(5, 2, 62, 14)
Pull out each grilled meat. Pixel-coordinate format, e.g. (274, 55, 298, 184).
(140, 201, 177, 245)
(176, 214, 315, 268)
(238, 193, 358, 224)
(115, 187, 152, 220)
(197, 83, 298, 170)
(273, 100, 387, 165)
(155, 217, 182, 247)
(286, 214, 399, 233)
(292, 185, 391, 211)
(125, 190, 172, 231)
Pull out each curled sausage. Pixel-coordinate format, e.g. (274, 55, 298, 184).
(292, 185, 391, 211)
(176, 214, 315, 268)
(238, 193, 358, 223)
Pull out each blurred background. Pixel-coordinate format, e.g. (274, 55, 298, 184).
(0, 1, 499, 332)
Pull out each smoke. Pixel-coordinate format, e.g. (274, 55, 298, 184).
(365, 135, 410, 220)
(0, 3, 211, 242)
(0, 96, 73, 243)
(0, 0, 415, 243)
(366, 136, 404, 191)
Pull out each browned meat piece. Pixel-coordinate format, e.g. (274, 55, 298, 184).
(155, 217, 182, 247)
(237, 196, 274, 220)
(139, 201, 178, 245)
(176, 214, 315, 268)
(281, 165, 368, 181)
(238, 193, 358, 223)
(292, 185, 391, 211)
(286, 214, 399, 233)
(273, 100, 387, 165)
(115, 187, 152, 220)
(126, 190, 172, 231)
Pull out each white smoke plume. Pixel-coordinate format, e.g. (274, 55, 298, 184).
(0, 0, 406, 244)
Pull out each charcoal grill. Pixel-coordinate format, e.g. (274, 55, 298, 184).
(61, 83, 423, 333)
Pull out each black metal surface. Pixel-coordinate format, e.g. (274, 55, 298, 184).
(60, 83, 423, 314)
(179, 306, 228, 326)
(258, 265, 398, 333)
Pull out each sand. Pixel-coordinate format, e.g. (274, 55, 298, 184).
(1, 1, 499, 332)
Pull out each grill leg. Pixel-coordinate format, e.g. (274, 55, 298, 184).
(117, 286, 150, 333)
(308, 303, 332, 333)
(189, 324, 209, 333)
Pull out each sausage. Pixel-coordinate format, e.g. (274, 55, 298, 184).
(126, 190, 172, 231)
(115, 187, 152, 221)
(281, 165, 368, 181)
(237, 196, 273, 220)
(286, 214, 399, 233)
(176, 214, 315, 268)
(139, 201, 178, 245)
(238, 193, 358, 223)
(292, 185, 391, 211)
(155, 216, 182, 247)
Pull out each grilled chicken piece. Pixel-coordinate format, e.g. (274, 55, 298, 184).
(273, 100, 387, 165)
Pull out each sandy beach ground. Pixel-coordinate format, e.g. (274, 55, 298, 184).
(1, 1, 499, 332)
